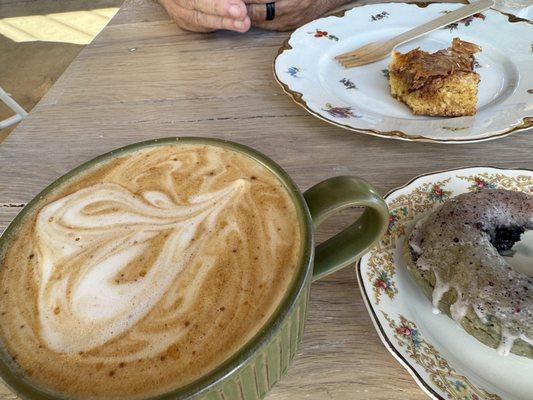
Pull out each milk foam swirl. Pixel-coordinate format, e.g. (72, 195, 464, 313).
(37, 180, 247, 356)
(0, 144, 301, 397)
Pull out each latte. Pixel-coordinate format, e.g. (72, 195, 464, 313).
(0, 143, 302, 398)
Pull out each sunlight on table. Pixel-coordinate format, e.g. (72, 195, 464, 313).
(0, 8, 119, 45)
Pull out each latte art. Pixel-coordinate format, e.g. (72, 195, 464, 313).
(0, 144, 301, 397)
(38, 180, 248, 356)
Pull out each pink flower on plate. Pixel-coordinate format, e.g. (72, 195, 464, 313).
(396, 326, 412, 336)
(375, 280, 388, 290)
(474, 178, 486, 188)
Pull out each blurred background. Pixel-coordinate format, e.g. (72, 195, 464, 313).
(0, 0, 124, 141)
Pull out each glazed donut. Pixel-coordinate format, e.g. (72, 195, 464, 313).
(405, 189, 533, 358)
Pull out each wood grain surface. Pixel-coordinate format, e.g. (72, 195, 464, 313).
(0, 0, 530, 399)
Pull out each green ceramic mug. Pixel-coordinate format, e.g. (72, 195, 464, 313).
(0, 137, 389, 400)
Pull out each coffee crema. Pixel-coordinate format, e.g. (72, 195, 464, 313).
(0, 143, 302, 398)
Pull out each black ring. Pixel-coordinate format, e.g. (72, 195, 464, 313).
(266, 2, 275, 21)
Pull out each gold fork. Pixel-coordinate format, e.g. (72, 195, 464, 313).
(335, 0, 494, 69)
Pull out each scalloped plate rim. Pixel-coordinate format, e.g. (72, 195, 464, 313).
(356, 165, 533, 400)
(273, 3, 533, 144)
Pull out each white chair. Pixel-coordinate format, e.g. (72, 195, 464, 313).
(0, 86, 28, 130)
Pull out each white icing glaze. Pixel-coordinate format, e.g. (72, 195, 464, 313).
(497, 328, 515, 356)
(431, 273, 448, 315)
(449, 292, 469, 322)
(409, 189, 533, 356)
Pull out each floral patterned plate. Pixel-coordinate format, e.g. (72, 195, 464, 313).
(274, 3, 532, 143)
(357, 167, 533, 400)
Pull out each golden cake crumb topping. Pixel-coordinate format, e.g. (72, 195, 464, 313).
(390, 38, 481, 90)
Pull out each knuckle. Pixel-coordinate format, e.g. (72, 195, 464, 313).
(191, 10, 203, 26)
(217, 16, 229, 29)
(251, 5, 264, 21)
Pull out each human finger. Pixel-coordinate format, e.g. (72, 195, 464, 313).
(177, 4, 251, 31)
(251, 9, 309, 31)
(246, 0, 293, 21)
(181, 0, 247, 19)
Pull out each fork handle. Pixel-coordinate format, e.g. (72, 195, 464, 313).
(391, 0, 494, 47)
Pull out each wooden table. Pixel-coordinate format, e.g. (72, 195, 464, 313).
(0, 1, 531, 398)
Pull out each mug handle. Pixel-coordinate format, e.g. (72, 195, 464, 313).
(303, 176, 389, 282)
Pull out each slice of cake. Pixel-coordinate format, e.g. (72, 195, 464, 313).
(388, 38, 481, 117)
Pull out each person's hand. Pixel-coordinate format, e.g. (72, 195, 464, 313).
(246, 0, 350, 31)
(158, 0, 251, 32)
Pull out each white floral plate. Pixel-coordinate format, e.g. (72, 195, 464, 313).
(357, 167, 533, 400)
(274, 3, 533, 143)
